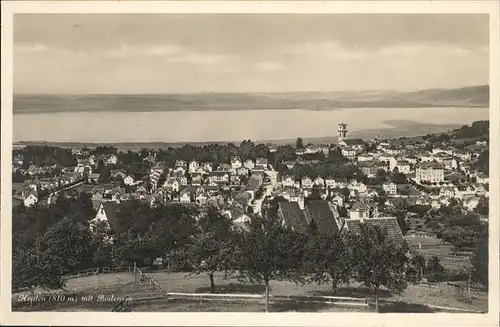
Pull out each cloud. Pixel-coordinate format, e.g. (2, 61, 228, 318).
(167, 53, 232, 65)
(101, 44, 184, 59)
(284, 41, 484, 61)
(255, 61, 284, 72)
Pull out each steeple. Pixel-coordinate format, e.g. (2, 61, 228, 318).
(338, 123, 348, 142)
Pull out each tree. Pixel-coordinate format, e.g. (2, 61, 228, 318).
(475, 197, 489, 216)
(90, 220, 114, 267)
(476, 150, 489, 175)
(236, 215, 307, 312)
(304, 233, 352, 294)
(186, 207, 237, 293)
(296, 137, 304, 150)
(37, 217, 93, 275)
(375, 169, 388, 184)
(391, 172, 407, 184)
(441, 226, 479, 254)
(471, 235, 488, 286)
(12, 243, 66, 292)
(348, 225, 419, 312)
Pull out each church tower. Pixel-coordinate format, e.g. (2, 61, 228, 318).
(338, 123, 348, 142)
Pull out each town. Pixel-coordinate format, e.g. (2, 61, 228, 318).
(12, 120, 489, 313)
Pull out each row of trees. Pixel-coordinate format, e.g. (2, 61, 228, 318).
(13, 193, 489, 311)
(14, 195, 423, 312)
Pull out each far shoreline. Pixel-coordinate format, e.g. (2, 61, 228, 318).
(12, 120, 463, 150)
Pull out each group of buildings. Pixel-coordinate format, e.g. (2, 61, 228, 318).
(12, 122, 489, 244)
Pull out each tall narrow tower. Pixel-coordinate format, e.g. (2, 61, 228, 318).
(338, 123, 348, 142)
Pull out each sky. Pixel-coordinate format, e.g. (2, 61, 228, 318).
(14, 14, 489, 94)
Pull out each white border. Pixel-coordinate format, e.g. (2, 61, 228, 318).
(1, 1, 499, 326)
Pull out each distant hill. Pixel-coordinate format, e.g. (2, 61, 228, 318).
(13, 85, 489, 114)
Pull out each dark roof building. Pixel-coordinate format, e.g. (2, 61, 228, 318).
(278, 202, 309, 232)
(343, 217, 405, 246)
(339, 138, 365, 146)
(305, 200, 340, 235)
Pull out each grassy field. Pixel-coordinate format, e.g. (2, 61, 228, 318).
(12, 270, 487, 312)
(405, 235, 473, 271)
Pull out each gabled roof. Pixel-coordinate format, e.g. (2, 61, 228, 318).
(100, 202, 120, 233)
(340, 138, 365, 146)
(344, 217, 405, 246)
(278, 202, 308, 232)
(305, 200, 339, 235)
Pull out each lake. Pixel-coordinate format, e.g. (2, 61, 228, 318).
(13, 107, 489, 144)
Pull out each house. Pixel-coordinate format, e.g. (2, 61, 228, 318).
(439, 186, 455, 198)
(106, 155, 118, 165)
(244, 159, 255, 170)
(208, 171, 230, 184)
(419, 153, 434, 162)
(476, 173, 489, 184)
(278, 202, 309, 232)
(331, 193, 344, 207)
(476, 140, 487, 146)
(347, 180, 367, 194)
(349, 202, 370, 220)
(91, 202, 120, 236)
(164, 178, 180, 192)
(403, 154, 419, 165)
(432, 147, 454, 156)
(359, 161, 379, 177)
(319, 145, 330, 155)
(231, 156, 243, 170)
(296, 148, 306, 156)
(201, 162, 214, 173)
(281, 175, 296, 188)
(236, 166, 250, 176)
(313, 176, 325, 187)
(415, 162, 445, 183)
(301, 176, 313, 188)
(305, 144, 321, 154)
(178, 176, 188, 186)
(358, 153, 374, 162)
(305, 200, 340, 235)
(382, 182, 398, 195)
(23, 188, 38, 207)
(343, 217, 405, 246)
(135, 185, 148, 199)
(230, 174, 242, 186)
(123, 175, 135, 186)
(175, 160, 187, 168)
(188, 160, 199, 173)
(256, 158, 268, 168)
(195, 188, 210, 205)
(341, 147, 358, 160)
(179, 188, 192, 203)
(395, 160, 411, 174)
(454, 184, 476, 200)
(328, 178, 348, 189)
(112, 170, 127, 180)
(463, 197, 479, 211)
(454, 150, 472, 161)
(88, 173, 101, 183)
(191, 173, 203, 186)
(92, 187, 105, 201)
(338, 138, 366, 152)
(384, 146, 403, 156)
(217, 163, 232, 172)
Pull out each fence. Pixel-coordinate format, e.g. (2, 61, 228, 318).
(63, 266, 132, 280)
(133, 266, 168, 296)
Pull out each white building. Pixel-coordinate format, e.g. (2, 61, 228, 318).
(415, 162, 445, 183)
(382, 182, 398, 195)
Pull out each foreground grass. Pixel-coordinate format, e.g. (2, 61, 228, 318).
(12, 271, 487, 312)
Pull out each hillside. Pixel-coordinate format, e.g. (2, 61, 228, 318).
(14, 85, 489, 114)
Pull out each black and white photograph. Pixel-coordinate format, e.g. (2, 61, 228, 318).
(1, 1, 499, 326)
